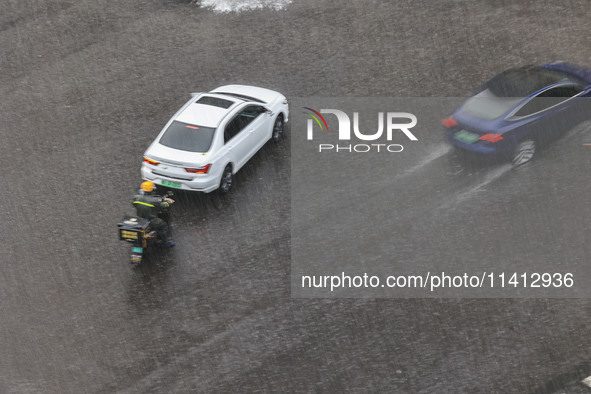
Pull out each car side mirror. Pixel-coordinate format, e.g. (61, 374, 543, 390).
(190, 92, 201, 98)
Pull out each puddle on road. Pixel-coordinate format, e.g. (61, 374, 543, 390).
(199, 0, 292, 13)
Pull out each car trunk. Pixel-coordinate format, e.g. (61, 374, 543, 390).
(148, 143, 209, 165)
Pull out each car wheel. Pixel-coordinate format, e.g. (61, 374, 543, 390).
(511, 139, 536, 166)
(219, 165, 233, 194)
(272, 115, 284, 142)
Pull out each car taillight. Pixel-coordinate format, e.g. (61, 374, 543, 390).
(143, 157, 159, 166)
(442, 116, 458, 128)
(478, 133, 504, 143)
(185, 164, 211, 174)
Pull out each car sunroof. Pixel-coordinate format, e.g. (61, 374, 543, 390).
(196, 96, 234, 109)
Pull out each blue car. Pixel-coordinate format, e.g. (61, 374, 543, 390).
(443, 62, 591, 165)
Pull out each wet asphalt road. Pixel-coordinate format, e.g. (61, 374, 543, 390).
(2, 0, 591, 392)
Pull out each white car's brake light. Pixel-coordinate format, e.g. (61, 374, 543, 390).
(185, 164, 212, 174)
(143, 157, 159, 166)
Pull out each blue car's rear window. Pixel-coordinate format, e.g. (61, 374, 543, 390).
(460, 89, 523, 120)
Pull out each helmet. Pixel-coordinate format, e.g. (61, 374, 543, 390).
(140, 181, 156, 193)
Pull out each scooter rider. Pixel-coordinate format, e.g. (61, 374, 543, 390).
(133, 181, 175, 247)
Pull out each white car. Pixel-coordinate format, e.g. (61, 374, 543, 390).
(141, 85, 289, 193)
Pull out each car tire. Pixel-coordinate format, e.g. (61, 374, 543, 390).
(272, 115, 284, 143)
(219, 165, 233, 194)
(511, 139, 536, 166)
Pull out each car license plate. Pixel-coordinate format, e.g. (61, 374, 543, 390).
(162, 180, 182, 189)
(454, 130, 479, 144)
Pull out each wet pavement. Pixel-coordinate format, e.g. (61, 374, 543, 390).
(2, 0, 591, 392)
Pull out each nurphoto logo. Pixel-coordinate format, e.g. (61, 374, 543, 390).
(303, 107, 418, 153)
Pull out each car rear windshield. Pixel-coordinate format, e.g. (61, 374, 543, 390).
(460, 89, 523, 120)
(159, 121, 216, 152)
(196, 96, 234, 109)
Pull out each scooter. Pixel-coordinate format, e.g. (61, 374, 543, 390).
(117, 191, 174, 264)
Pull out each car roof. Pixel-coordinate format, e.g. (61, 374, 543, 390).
(484, 66, 576, 97)
(175, 94, 240, 128)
